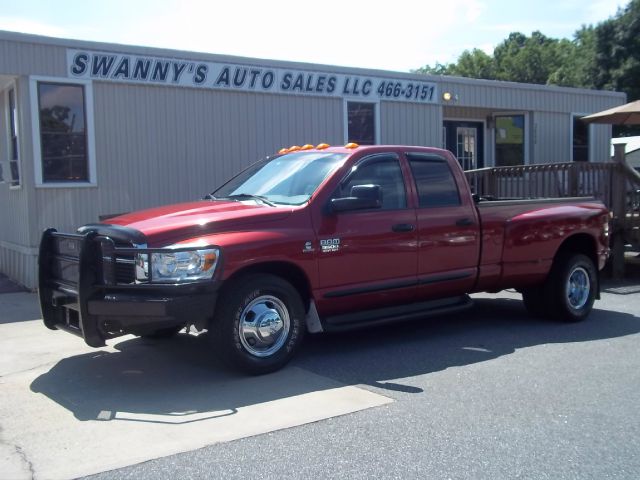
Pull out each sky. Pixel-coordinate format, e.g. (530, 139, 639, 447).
(0, 0, 628, 72)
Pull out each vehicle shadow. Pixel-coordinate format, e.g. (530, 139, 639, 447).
(30, 333, 344, 423)
(294, 297, 640, 392)
(30, 297, 640, 421)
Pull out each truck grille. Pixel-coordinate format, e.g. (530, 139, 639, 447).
(51, 235, 82, 287)
(101, 239, 137, 285)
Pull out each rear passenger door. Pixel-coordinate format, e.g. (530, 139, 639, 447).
(406, 152, 480, 300)
(314, 153, 418, 317)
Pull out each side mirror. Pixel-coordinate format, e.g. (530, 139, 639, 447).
(330, 184, 382, 213)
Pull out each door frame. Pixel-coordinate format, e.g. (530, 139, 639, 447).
(443, 118, 487, 170)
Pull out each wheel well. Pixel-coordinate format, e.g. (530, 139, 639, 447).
(225, 262, 312, 311)
(554, 233, 598, 267)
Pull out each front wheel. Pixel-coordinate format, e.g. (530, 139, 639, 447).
(209, 274, 306, 375)
(544, 253, 598, 322)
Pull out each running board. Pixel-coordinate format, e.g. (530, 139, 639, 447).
(323, 295, 473, 332)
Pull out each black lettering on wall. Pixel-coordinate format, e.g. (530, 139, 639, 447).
(91, 55, 116, 77)
(194, 64, 208, 84)
(281, 72, 293, 90)
(216, 67, 231, 86)
(71, 52, 88, 75)
(133, 59, 151, 80)
(152, 61, 170, 81)
(172, 62, 188, 83)
(112, 57, 130, 79)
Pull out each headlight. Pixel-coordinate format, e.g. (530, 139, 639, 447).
(135, 247, 219, 283)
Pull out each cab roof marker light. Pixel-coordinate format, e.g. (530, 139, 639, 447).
(278, 148, 289, 154)
(316, 143, 330, 149)
(300, 144, 314, 150)
(288, 145, 301, 152)
(345, 142, 360, 149)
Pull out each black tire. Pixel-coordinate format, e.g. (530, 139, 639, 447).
(141, 325, 184, 339)
(521, 287, 545, 317)
(543, 253, 598, 322)
(209, 274, 306, 375)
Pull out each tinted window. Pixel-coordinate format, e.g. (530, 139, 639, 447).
(38, 82, 88, 182)
(495, 114, 525, 166)
(336, 155, 406, 210)
(572, 115, 589, 162)
(407, 153, 461, 208)
(347, 102, 375, 145)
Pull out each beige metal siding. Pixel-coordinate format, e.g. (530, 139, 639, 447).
(591, 124, 613, 162)
(380, 102, 441, 146)
(439, 78, 623, 114)
(0, 39, 65, 76)
(532, 112, 570, 164)
(443, 106, 494, 120)
(0, 76, 38, 288)
(33, 84, 343, 233)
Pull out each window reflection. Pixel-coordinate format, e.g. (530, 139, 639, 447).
(495, 115, 525, 166)
(347, 102, 375, 145)
(38, 82, 88, 182)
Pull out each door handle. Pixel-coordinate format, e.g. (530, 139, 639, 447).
(392, 223, 415, 233)
(455, 218, 474, 227)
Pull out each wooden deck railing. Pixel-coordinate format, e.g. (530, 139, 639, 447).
(464, 158, 640, 276)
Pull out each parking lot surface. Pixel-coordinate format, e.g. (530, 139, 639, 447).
(1, 279, 639, 479)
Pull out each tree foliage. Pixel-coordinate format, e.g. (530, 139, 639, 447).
(414, 0, 640, 102)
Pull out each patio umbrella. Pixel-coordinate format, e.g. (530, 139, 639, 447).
(581, 99, 640, 125)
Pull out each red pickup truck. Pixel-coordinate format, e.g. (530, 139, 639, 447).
(39, 145, 610, 374)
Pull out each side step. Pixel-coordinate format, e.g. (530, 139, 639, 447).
(323, 295, 474, 332)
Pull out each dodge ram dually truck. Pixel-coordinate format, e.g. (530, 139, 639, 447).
(39, 144, 610, 374)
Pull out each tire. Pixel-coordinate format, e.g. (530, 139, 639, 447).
(521, 287, 545, 317)
(141, 325, 184, 339)
(543, 253, 597, 322)
(209, 274, 306, 375)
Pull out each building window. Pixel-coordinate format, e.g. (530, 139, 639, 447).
(37, 82, 89, 183)
(347, 102, 376, 145)
(495, 114, 525, 166)
(572, 115, 590, 162)
(5, 87, 20, 187)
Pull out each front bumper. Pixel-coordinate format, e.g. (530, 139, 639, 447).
(38, 228, 219, 347)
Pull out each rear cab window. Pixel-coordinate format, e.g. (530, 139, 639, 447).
(406, 153, 461, 208)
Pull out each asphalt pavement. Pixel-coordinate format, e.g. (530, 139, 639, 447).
(1, 271, 639, 480)
(84, 281, 640, 480)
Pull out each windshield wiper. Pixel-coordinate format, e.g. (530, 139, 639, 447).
(224, 193, 277, 207)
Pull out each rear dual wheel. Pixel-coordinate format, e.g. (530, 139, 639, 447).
(522, 253, 597, 322)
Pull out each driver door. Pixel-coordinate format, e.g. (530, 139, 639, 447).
(314, 153, 418, 318)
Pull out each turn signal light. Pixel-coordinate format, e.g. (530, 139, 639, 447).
(345, 142, 360, 149)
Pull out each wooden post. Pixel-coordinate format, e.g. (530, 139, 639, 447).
(611, 143, 626, 279)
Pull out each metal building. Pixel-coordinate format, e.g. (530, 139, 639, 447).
(0, 30, 626, 288)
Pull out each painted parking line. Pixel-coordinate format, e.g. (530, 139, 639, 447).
(0, 296, 392, 480)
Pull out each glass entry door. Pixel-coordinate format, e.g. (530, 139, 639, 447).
(456, 127, 477, 170)
(443, 121, 484, 170)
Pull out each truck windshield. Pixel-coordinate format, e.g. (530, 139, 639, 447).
(211, 152, 348, 205)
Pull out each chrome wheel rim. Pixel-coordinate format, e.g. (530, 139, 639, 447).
(566, 266, 590, 310)
(238, 295, 290, 357)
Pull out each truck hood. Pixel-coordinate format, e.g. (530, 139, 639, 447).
(105, 200, 292, 245)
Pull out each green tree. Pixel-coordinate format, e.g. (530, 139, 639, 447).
(449, 49, 496, 79)
(591, 0, 640, 101)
